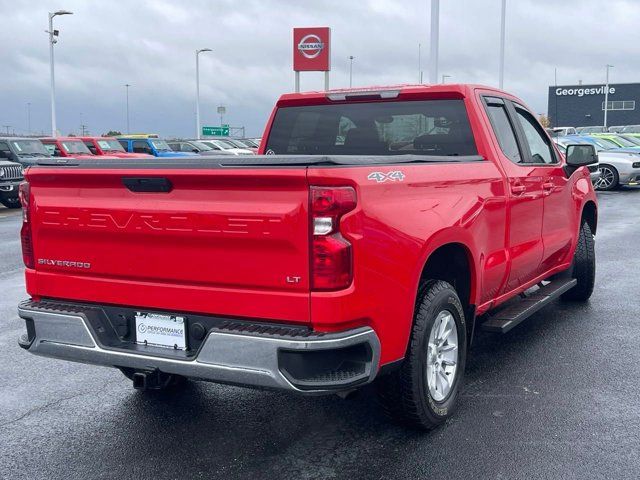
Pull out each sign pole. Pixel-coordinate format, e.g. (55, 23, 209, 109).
(604, 64, 613, 129)
(324, 71, 329, 91)
(429, 0, 439, 84)
(295, 71, 300, 93)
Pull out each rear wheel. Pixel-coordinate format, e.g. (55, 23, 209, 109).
(562, 221, 595, 301)
(377, 280, 467, 430)
(593, 164, 619, 191)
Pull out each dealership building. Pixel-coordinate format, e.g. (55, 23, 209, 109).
(547, 82, 640, 127)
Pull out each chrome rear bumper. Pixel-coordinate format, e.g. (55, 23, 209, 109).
(18, 300, 380, 394)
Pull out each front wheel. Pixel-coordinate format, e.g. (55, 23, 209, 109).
(593, 164, 619, 191)
(377, 280, 467, 430)
(562, 221, 595, 301)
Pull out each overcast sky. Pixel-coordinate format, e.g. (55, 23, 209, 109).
(1, 0, 639, 138)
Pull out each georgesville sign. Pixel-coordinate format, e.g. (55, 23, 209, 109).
(555, 85, 615, 97)
(293, 27, 331, 71)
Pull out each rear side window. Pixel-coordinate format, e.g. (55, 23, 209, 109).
(118, 140, 129, 151)
(485, 103, 521, 163)
(265, 99, 477, 156)
(132, 140, 150, 154)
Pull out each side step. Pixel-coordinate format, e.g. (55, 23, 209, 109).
(481, 278, 577, 334)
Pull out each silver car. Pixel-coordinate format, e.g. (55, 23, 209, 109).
(593, 150, 640, 190)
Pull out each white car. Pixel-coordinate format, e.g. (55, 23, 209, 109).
(198, 139, 254, 155)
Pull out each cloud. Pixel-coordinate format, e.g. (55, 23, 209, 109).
(1, 0, 638, 137)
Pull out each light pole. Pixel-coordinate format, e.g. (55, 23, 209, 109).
(47, 10, 73, 137)
(27, 103, 31, 135)
(195, 48, 212, 139)
(429, 0, 439, 84)
(124, 84, 131, 133)
(499, 0, 506, 89)
(348, 56, 355, 88)
(604, 64, 614, 129)
(442, 74, 451, 83)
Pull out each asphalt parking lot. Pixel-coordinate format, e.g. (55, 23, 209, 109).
(1, 189, 639, 480)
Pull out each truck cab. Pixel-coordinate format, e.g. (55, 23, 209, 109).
(40, 137, 97, 160)
(0, 137, 51, 167)
(80, 137, 154, 159)
(117, 136, 198, 158)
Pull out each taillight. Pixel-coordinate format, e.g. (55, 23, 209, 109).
(310, 186, 356, 291)
(19, 181, 34, 269)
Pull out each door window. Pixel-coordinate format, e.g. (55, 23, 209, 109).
(485, 103, 521, 163)
(132, 141, 150, 154)
(514, 107, 556, 164)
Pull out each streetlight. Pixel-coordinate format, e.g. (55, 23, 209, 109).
(499, 0, 506, 89)
(604, 64, 614, 129)
(429, 0, 439, 84)
(441, 74, 451, 83)
(124, 84, 131, 133)
(47, 10, 73, 137)
(348, 56, 355, 88)
(195, 48, 212, 140)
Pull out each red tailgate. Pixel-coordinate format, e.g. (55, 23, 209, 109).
(26, 167, 311, 323)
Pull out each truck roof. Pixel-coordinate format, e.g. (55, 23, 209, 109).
(276, 83, 507, 104)
(40, 137, 86, 142)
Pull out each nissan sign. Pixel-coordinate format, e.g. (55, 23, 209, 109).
(555, 85, 615, 97)
(293, 27, 330, 71)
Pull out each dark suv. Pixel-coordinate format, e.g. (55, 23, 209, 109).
(0, 137, 51, 167)
(0, 159, 24, 208)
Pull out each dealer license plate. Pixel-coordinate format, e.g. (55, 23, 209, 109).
(135, 312, 186, 350)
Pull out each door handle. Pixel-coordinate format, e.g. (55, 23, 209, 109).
(542, 181, 554, 191)
(511, 184, 526, 195)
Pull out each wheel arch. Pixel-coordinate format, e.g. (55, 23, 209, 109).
(581, 200, 598, 235)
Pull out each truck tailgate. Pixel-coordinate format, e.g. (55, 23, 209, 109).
(26, 167, 311, 323)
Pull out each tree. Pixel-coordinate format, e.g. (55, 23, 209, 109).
(538, 114, 551, 128)
(105, 130, 122, 136)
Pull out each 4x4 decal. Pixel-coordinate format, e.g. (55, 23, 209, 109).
(367, 171, 405, 183)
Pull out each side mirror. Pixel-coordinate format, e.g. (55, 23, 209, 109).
(565, 144, 598, 167)
(192, 149, 199, 153)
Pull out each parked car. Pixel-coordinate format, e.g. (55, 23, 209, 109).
(167, 140, 234, 155)
(17, 84, 598, 430)
(578, 134, 621, 150)
(592, 150, 640, 190)
(223, 138, 258, 153)
(607, 125, 626, 133)
(0, 159, 24, 208)
(618, 134, 640, 146)
(588, 133, 640, 149)
(117, 137, 198, 158)
(81, 137, 154, 159)
(551, 126, 577, 136)
(620, 125, 640, 133)
(557, 136, 640, 190)
(0, 137, 51, 166)
(576, 126, 608, 134)
(40, 137, 98, 160)
(199, 139, 253, 155)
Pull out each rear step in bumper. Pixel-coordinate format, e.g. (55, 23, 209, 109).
(17, 302, 381, 394)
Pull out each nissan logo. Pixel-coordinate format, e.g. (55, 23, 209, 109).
(297, 34, 324, 59)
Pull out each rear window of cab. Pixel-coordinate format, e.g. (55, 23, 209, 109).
(265, 99, 477, 156)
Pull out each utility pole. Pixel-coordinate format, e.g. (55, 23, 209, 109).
(124, 84, 131, 134)
(348, 56, 355, 88)
(604, 64, 614, 129)
(429, 0, 439, 84)
(2, 125, 11, 135)
(27, 102, 31, 135)
(195, 48, 212, 139)
(499, 0, 506, 89)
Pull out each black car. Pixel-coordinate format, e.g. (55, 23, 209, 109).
(0, 137, 51, 166)
(0, 160, 24, 208)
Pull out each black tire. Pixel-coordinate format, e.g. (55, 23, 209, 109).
(594, 164, 619, 191)
(118, 367, 188, 390)
(561, 221, 595, 301)
(0, 198, 21, 209)
(376, 280, 467, 430)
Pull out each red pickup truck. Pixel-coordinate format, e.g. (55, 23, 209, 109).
(17, 84, 598, 429)
(80, 136, 154, 159)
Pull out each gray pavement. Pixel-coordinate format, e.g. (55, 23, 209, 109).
(1, 190, 639, 480)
